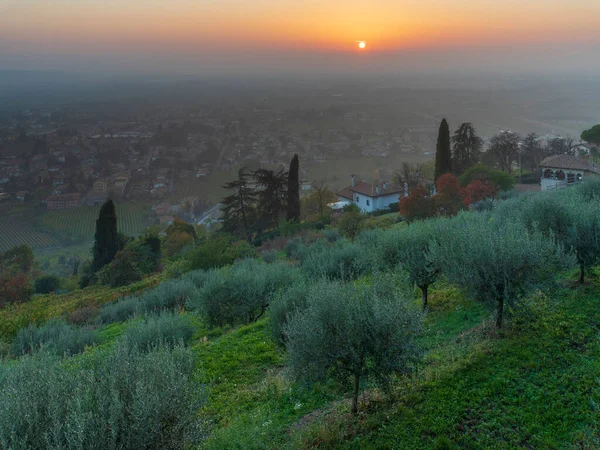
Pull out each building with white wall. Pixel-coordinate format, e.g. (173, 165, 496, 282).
(539, 155, 600, 191)
(337, 175, 405, 213)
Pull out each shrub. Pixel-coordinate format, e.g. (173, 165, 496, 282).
(459, 164, 515, 191)
(323, 228, 341, 243)
(181, 269, 211, 289)
(99, 249, 143, 287)
(120, 312, 195, 352)
(96, 279, 199, 325)
(139, 278, 198, 315)
(0, 343, 204, 449)
(269, 278, 310, 346)
(301, 240, 375, 281)
(284, 236, 305, 259)
(261, 249, 279, 263)
(12, 319, 97, 357)
(189, 259, 298, 327)
(34, 274, 61, 294)
(96, 295, 141, 325)
(185, 236, 257, 271)
(67, 305, 99, 325)
(338, 204, 364, 240)
(285, 275, 423, 414)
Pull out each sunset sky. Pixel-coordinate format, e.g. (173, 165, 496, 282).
(1, 0, 599, 75)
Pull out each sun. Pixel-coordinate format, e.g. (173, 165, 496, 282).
(357, 41, 366, 49)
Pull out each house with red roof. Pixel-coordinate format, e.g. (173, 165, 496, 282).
(337, 175, 406, 213)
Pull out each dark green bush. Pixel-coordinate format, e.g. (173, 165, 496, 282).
(269, 278, 310, 346)
(300, 240, 375, 281)
(323, 228, 341, 243)
(181, 269, 211, 289)
(120, 312, 195, 352)
(34, 274, 61, 294)
(460, 164, 515, 191)
(189, 259, 299, 327)
(0, 343, 204, 449)
(12, 319, 97, 357)
(284, 236, 305, 259)
(140, 279, 198, 315)
(185, 236, 256, 271)
(96, 295, 141, 325)
(96, 279, 199, 325)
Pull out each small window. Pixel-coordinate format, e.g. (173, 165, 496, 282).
(366, 199, 370, 206)
(577, 173, 583, 182)
(567, 173, 575, 184)
(356, 196, 360, 203)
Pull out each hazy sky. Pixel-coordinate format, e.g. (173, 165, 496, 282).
(1, 0, 599, 76)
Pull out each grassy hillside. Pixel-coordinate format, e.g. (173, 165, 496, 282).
(3, 182, 600, 448)
(2, 269, 598, 448)
(198, 275, 600, 449)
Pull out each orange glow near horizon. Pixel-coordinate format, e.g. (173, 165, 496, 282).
(1, 0, 599, 56)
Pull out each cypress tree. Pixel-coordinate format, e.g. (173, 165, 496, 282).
(92, 199, 119, 272)
(287, 154, 300, 221)
(434, 119, 451, 181)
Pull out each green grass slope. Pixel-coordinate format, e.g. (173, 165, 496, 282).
(195, 275, 600, 449)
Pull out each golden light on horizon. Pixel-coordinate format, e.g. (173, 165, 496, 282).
(358, 41, 366, 49)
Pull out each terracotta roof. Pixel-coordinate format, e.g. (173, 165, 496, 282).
(337, 186, 354, 200)
(336, 180, 404, 199)
(539, 154, 600, 174)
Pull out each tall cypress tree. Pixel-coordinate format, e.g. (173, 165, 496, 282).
(434, 118, 451, 181)
(92, 199, 118, 272)
(287, 154, 300, 221)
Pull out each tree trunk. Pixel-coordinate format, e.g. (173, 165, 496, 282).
(496, 297, 504, 328)
(421, 285, 428, 311)
(351, 371, 360, 414)
(579, 261, 585, 284)
(239, 190, 251, 242)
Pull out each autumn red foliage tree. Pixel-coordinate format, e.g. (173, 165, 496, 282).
(399, 185, 435, 222)
(461, 180, 498, 208)
(434, 174, 462, 216)
(0, 273, 33, 307)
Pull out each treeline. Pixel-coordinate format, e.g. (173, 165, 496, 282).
(434, 120, 595, 180)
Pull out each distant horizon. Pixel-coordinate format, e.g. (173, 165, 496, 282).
(1, 0, 599, 76)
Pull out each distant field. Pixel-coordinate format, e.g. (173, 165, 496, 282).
(0, 214, 59, 252)
(0, 203, 151, 253)
(40, 203, 151, 239)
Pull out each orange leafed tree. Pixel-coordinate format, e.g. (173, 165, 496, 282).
(399, 185, 435, 222)
(434, 173, 462, 216)
(461, 180, 498, 208)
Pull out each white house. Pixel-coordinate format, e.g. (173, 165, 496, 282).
(337, 175, 405, 213)
(539, 154, 600, 191)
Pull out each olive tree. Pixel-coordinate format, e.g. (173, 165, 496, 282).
(430, 214, 570, 328)
(567, 200, 600, 284)
(396, 220, 442, 310)
(285, 276, 423, 414)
